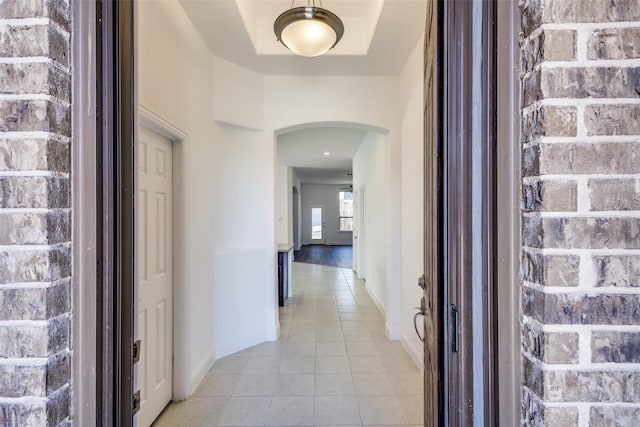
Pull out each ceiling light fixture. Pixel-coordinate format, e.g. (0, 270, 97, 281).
(323, 152, 331, 156)
(274, 0, 344, 57)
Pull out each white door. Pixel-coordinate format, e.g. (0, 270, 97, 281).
(310, 204, 325, 244)
(137, 127, 173, 426)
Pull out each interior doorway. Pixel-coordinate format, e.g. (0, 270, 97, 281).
(309, 204, 326, 244)
(97, 1, 430, 425)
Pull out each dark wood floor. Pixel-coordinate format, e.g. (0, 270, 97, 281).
(293, 245, 353, 269)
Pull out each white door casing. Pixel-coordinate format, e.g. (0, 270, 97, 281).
(137, 126, 174, 426)
(352, 189, 359, 273)
(358, 188, 366, 279)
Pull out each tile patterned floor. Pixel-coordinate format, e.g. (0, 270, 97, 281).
(153, 262, 424, 427)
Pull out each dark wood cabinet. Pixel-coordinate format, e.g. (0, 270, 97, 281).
(277, 245, 292, 306)
(277, 251, 287, 306)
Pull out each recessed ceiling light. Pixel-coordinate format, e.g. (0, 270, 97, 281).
(323, 152, 330, 156)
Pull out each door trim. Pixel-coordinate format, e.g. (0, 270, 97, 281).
(96, 1, 135, 424)
(442, 1, 475, 423)
(71, 0, 97, 424)
(495, 0, 522, 424)
(356, 186, 366, 280)
(425, 0, 499, 424)
(116, 2, 136, 423)
(292, 186, 299, 250)
(443, 0, 498, 424)
(138, 105, 190, 401)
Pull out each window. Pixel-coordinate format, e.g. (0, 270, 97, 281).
(339, 191, 353, 232)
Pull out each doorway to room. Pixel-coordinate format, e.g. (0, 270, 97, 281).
(309, 205, 325, 243)
(91, 0, 520, 420)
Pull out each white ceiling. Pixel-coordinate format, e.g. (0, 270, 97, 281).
(177, 0, 425, 182)
(178, 0, 427, 76)
(277, 127, 368, 184)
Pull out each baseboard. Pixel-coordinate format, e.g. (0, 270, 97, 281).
(365, 285, 387, 320)
(297, 244, 353, 247)
(400, 331, 424, 372)
(189, 350, 215, 395)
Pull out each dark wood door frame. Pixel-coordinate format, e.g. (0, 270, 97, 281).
(424, 1, 497, 425)
(92, 0, 499, 425)
(481, 2, 498, 424)
(445, 1, 497, 425)
(96, 1, 136, 425)
(442, 1, 473, 422)
(422, 0, 444, 424)
(495, 0, 522, 424)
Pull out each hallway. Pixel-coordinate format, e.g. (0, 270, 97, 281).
(153, 262, 423, 426)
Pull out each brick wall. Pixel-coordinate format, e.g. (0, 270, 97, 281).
(0, 0, 71, 425)
(520, 0, 640, 425)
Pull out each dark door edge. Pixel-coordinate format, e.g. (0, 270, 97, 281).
(96, 1, 135, 425)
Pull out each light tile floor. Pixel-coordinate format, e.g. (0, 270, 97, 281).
(153, 262, 424, 427)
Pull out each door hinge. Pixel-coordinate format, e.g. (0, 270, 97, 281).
(450, 304, 459, 353)
(132, 390, 141, 414)
(133, 339, 141, 364)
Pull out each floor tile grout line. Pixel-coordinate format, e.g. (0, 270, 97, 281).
(154, 262, 420, 426)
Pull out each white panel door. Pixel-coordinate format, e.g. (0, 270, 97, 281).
(137, 127, 173, 426)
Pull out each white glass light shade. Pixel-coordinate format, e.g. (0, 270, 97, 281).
(281, 19, 337, 57)
(274, 6, 344, 57)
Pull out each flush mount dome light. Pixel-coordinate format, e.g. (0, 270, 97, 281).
(274, 1, 344, 57)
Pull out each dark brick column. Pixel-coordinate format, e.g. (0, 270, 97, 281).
(0, 0, 71, 425)
(520, 0, 640, 425)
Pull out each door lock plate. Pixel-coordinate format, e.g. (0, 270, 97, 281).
(133, 390, 141, 414)
(418, 274, 426, 289)
(133, 340, 141, 364)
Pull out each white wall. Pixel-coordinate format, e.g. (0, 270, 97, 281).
(264, 76, 404, 340)
(276, 167, 302, 246)
(138, 0, 276, 397)
(264, 76, 399, 132)
(300, 184, 354, 246)
(291, 170, 302, 249)
(353, 132, 389, 316)
(212, 56, 263, 130)
(398, 36, 426, 368)
(138, 0, 425, 400)
(276, 166, 289, 244)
